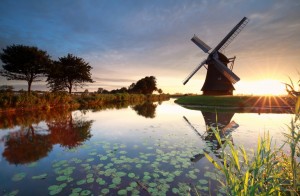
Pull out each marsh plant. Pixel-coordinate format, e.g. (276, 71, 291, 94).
(205, 78, 300, 195)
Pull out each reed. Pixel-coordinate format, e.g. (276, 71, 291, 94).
(0, 92, 170, 112)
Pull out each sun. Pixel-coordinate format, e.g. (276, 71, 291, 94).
(235, 79, 287, 96)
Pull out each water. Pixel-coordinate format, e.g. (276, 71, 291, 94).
(0, 99, 294, 195)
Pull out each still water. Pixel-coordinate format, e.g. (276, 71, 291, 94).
(0, 99, 293, 195)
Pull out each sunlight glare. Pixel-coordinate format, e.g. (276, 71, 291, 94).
(235, 79, 286, 95)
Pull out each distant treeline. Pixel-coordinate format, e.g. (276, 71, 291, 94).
(0, 91, 170, 112)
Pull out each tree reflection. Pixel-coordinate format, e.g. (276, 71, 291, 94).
(131, 102, 157, 118)
(1, 110, 93, 165)
(2, 125, 52, 165)
(48, 114, 92, 149)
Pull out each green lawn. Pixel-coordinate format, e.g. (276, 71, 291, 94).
(175, 95, 293, 109)
(175, 95, 248, 107)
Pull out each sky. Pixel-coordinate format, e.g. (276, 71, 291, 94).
(0, 0, 299, 95)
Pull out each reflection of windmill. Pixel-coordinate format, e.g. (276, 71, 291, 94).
(183, 17, 249, 95)
(183, 112, 239, 162)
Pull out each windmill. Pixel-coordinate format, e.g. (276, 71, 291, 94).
(183, 17, 249, 95)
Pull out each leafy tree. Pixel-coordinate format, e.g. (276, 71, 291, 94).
(110, 87, 128, 94)
(0, 45, 51, 93)
(129, 76, 157, 94)
(47, 54, 93, 94)
(97, 87, 104, 93)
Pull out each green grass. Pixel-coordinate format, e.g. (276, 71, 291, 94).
(175, 95, 247, 107)
(175, 95, 294, 110)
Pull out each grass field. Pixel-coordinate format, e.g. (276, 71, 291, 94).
(175, 95, 294, 109)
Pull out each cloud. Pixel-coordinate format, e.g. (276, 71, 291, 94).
(93, 77, 135, 83)
(0, 0, 299, 93)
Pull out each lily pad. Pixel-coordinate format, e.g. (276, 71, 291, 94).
(52, 160, 67, 168)
(76, 179, 86, 185)
(128, 173, 135, 178)
(4, 190, 19, 196)
(32, 173, 47, 180)
(174, 170, 182, 176)
(130, 182, 138, 188)
(12, 172, 26, 182)
(27, 162, 38, 168)
(56, 176, 68, 182)
(48, 185, 63, 195)
(87, 178, 94, 183)
(109, 184, 117, 189)
(117, 189, 127, 195)
(172, 188, 179, 194)
(80, 190, 91, 196)
(116, 171, 126, 177)
(96, 178, 106, 185)
(88, 152, 97, 156)
(199, 179, 208, 184)
(112, 177, 121, 185)
(86, 158, 94, 162)
(100, 156, 108, 161)
(101, 188, 109, 194)
(188, 173, 197, 180)
(72, 188, 82, 193)
(149, 182, 157, 188)
(143, 175, 151, 181)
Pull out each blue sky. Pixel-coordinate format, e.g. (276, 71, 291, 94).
(0, 0, 299, 94)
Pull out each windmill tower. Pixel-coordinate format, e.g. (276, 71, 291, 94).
(183, 17, 249, 95)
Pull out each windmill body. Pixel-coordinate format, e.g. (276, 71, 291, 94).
(202, 52, 234, 95)
(183, 17, 249, 95)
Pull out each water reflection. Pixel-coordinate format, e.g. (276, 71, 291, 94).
(184, 111, 239, 162)
(47, 114, 92, 149)
(2, 125, 52, 165)
(0, 101, 159, 165)
(1, 110, 93, 165)
(131, 102, 157, 118)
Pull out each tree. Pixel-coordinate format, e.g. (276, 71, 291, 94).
(129, 76, 157, 94)
(47, 54, 93, 94)
(97, 87, 104, 93)
(0, 45, 51, 93)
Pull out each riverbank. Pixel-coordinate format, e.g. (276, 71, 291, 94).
(175, 95, 295, 113)
(0, 92, 170, 113)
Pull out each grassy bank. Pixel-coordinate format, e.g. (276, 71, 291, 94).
(0, 92, 170, 112)
(175, 95, 294, 108)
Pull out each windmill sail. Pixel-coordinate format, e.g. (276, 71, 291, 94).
(191, 35, 211, 53)
(213, 56, 240, 83)
(211, 17, 249, 54)
(183, 60, 206, 85)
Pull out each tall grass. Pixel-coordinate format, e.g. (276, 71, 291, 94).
(0, 92, 170, 111)
(205, 78, 300, 195)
